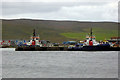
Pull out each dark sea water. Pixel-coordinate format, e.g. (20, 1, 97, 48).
(1, 48, 118, 78)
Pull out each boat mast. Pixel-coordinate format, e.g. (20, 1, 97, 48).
(33, 29, 36, 41)
(90, 28, 93, 41)
(33, 29, 36, 37)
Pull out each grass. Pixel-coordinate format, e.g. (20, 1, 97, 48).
(60, 27, 118, 41)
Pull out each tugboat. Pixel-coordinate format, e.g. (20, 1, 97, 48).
(15, 29, 67, 51)
(16, 29, 42, 51)
(68, 28, 119, 51)
(82, 28, 110, 51)
(26, 29, 42, 47)
(84, 28, 99, 46)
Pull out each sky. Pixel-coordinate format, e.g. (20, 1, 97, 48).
(0, 0, 119, 22)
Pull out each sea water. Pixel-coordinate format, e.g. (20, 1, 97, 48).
(1, 48, 118, 78)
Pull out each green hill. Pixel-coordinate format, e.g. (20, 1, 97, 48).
(2, 19, 118, 42)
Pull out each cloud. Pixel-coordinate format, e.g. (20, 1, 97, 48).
(2, 0, 119, 2)
(2, 2, 62, 15)
(1, 1, 119, 22)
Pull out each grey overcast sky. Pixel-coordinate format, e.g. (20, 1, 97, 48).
(1, 0, 119, 22)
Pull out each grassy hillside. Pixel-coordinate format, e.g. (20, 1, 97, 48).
(60, 28, 118, 41)
(2, 19, 118, 42)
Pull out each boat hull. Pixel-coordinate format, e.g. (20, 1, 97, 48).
(68, 46, 120, 51)
(15, 46, 68, 51)
(15, 46, 120, 51)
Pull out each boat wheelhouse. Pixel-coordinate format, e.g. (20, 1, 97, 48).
(84, 28, 99, 46)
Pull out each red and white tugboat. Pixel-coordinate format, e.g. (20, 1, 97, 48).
(26, 29, 42, 47)
(82, 28, 111, 51)
(84, 28, 99, 46)
(68, 28, 112, 51)
(15, 29, 42, 51)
